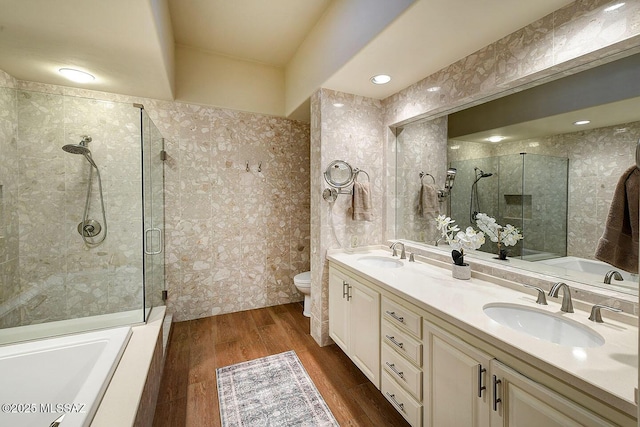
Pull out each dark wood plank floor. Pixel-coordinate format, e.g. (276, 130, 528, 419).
(153, 302, 410, 427)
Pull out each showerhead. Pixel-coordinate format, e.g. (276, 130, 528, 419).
(474, 167, 493, 178)
(62, 144, 90, 155)
(62, 136, 96, 168)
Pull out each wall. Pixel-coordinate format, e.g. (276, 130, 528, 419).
(311, 0, 640, 346)
(310, 88, 384, 345)
(0, 71, 19, 326)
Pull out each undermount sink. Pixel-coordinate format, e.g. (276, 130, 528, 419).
(357, 256, 403, 269)
(483, 303, 604, 347)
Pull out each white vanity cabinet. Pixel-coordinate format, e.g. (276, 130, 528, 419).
(328, 266, 380, 387)
(423, 321, 492, 427)
(423, 320, 614, 427)
(490, 360, 614, 427)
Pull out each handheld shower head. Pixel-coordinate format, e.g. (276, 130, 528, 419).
(62, 136, 96, 168)
(445, 168, 457, 191)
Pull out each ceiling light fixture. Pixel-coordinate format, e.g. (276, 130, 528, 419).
(573, 120, 591, 125)
(370, 74, 391, 85)
(604, 2, 625, 12)
(59, 68, 95, 83)
(487, 136, 505, 143)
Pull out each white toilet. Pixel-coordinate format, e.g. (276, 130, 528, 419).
(294, 271, 311, 317)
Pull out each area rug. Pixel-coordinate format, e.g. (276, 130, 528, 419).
(216, 350, 339, 427)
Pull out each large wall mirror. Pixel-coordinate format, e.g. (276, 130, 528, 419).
(394, 51, 640, 296)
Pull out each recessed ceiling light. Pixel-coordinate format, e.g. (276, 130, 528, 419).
(604, 2, 625, 12)
(487, 136, 505, 143)
(333, 103, 344, 108)
(59, 68, 95, 83)
(427, 86, 441, 92)
(574, 120, 591, 125)
(370, 74, 391, 85)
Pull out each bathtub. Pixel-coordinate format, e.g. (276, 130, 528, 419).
(0, 326, 131, 427)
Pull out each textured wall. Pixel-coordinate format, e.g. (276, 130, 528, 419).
(310, 89, 384, 345)
(0, 71, 19, 327)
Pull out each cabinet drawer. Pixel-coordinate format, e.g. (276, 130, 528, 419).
(383, 297, 422, 338)
(382, 344, 422, 401)
(382, 372, 422, 427)
(382, 321, 422, 367)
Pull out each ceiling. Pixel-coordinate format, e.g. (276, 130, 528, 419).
(0, 0, 575, 117)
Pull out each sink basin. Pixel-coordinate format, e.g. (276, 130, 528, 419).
(483, 303, 604, 347)
(357, 256, 403, 269)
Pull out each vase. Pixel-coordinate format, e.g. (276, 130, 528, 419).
(498, 249, 508, 260)
(451, 263, 471, 280)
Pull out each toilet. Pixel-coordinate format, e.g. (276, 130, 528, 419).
(294, 271, 311, 317)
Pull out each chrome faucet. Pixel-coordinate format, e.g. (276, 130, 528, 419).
(604, 270, 624, 284)
(548, 282, 573, 313)
(390, 242, 406, 259)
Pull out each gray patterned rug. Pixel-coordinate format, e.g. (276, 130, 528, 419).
(216, 350, 339, 427)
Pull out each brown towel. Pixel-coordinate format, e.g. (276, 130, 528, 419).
(352, 181, 373, 221)
(595, 165, 639, 273)
(418, 183, 440, 218)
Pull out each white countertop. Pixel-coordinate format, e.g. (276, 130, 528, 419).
(327, 247, 638, 416)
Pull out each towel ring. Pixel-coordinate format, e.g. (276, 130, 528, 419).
(354, 168, 370, 182)
(420, 172, 435, 184)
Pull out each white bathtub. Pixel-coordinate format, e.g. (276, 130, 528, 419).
(0, 326, 131, 427)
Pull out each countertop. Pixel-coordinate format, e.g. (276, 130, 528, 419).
(327, 247, 638, 417)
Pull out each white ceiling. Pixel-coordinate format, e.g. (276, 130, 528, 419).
(0, 0, 575, 115)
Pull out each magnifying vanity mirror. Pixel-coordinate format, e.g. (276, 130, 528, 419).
(324, 160, 355, 188)
(393, 51, 640, 296)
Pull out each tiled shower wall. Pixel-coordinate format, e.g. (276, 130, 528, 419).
(0, 71, 19, 324)
(0, 77, 310, 324)
(0, 81, 144, 327)
(311, 0, 640, 345)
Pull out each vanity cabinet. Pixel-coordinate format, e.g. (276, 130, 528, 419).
(423, 321, 492, 427)
(490, 360, 613, 427)
(328, 266, 380, 387)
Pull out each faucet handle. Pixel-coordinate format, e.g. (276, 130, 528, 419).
(409, 253, 415, 262)
(588, 304, 623, 323)
(523, 284, 547, 305)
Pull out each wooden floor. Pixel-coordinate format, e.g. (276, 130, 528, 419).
(153, 302, 410, 427)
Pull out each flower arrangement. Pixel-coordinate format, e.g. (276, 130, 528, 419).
(435, 215, 485, 265)
(475, 213, 523, 259)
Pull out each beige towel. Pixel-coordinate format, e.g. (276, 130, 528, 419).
(595, 165, 639, 274)
(352, 181, 373, 221)
(418, 183, 440, 218)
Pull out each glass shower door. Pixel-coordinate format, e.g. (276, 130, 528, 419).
(141, 108, 165, 320)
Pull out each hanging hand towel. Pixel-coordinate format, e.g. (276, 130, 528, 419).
(595, 165, 639, 274)
(418, 183, 440, 218)
(352, 181, 373, 222)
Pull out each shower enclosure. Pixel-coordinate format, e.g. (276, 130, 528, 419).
(0, 87, 165, 343)
(450, 153, 568, 259)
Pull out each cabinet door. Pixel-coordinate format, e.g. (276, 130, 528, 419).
(349, 280, 380, 387)
(328, 268, 349, 352)
(490, 360, 614, 427)
(424, 322, 492, 427)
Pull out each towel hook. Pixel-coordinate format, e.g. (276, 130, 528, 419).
(258, 162, 262, 172)
(246, 161, 250, 172)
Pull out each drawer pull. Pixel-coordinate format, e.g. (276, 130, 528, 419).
(342, 280, 348, 298)
(385, 392, 405, 413)
(386, 310, 405, 323)
(385, 335, 404, 349)
(385, 362, 405, 379)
